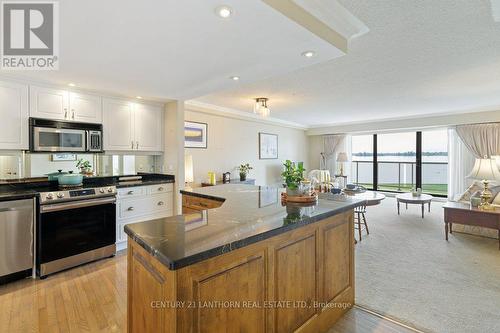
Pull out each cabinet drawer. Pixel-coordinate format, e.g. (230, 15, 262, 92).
(117, 186, 146, 198)
(147, 193, 173, 212)
(182, 195, 223, 210)
(119, 193, 172, 219)
(150, 183, 173, 194)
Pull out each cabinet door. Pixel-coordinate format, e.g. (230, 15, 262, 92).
(29, 85, 69, 120)
(103, 98, 134, 151)
(133, 103, 163, 151)
(0, 81, 29, 149)
(69, 92, 102, 123)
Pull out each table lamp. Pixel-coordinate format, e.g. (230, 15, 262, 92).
(467, 158, 500, 210)
(336, 152, 348, 176)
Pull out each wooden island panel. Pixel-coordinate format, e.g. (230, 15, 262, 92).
(128, 211, 354, 333)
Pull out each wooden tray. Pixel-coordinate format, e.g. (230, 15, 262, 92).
(281, 192, 318, 204)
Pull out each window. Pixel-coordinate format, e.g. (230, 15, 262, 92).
(422, 129, 448, 196)
(351, 135, 374, 189)
(377, 132, 416, 193)
(350, 129, 448, 197)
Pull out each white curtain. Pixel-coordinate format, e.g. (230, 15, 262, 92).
(448, 128, 476, 200)
(322, 134, 351, 178)
(456, 123, 500, 158)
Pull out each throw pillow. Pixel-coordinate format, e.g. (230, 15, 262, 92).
(493, 192, 500, 205)
(457, 181, 483, 203)
(489, 186, 500, 203)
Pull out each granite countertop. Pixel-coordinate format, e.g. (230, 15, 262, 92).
(125, 184, 365, 271)
(0, 173, 175, 201)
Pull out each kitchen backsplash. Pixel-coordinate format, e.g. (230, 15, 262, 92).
(0, 153, 163, 179)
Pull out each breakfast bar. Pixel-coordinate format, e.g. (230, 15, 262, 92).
(125, 184, 363, 333)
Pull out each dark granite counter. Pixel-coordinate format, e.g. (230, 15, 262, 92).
(125, 184, 364, 270)
(0, 173, 174, 201)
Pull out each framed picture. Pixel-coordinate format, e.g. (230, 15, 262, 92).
(185, 121, 208, 148)
(259, 132, 278, 159)
(259, 186, 279, 208)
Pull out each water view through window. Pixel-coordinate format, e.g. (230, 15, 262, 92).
(351, 130, 448, 196)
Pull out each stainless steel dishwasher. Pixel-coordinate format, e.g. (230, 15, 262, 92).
(0, 198, 34, 284)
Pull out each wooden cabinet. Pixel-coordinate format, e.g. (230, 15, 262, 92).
(103, 98, 134, 151)
(103, 98, 163, 152)
(128, 210, 354, 333)
(69, 92, 102, 123)
(116, 183, 173, 250)
(30, 85, 102, 123)
(182, 194, 224, 213)
(0, 80, 29, 150)
(134, 103, 162, 151)
(30, 85, 68, 120)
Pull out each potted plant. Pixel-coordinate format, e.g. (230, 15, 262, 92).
(237, 163, 253, 181)
(76, 158, 93, 176)
(281, 160, 305, 196)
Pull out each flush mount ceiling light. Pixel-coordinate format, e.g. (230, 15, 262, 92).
(254, 98, 270, 117)
(136, 96, 143, 99)
(302, 50, 316, 58)
(229, 76, 240, 81)
(215, 5, 233, 18)
(68, 83, 76, 87)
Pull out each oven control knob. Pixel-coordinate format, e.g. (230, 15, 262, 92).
(56, 192, 64, 199)
(99, 188, 105, 193)
(107, 187, 113, 193)
(46, 193, 54, 200)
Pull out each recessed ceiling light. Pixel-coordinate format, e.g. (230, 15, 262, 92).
(68, 83, 76, 87)
(136, 96, 143, 99)
(230, 76, 240, 81)
(215, 5, 232, 18)
(302, 51, 316, 58)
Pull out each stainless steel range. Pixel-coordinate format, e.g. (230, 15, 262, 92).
(37, 186, 117, 278)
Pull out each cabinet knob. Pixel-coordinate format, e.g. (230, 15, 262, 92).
(157, 201, 164, 206)
(158, 187, 164, 191)
(131, 141, 134, 149)
(127, 207, 134, 211)
(127, 190, 134, 195)
(136, 141, 139, 149)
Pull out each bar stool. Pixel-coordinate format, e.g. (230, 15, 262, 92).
(354, 204, 369, 241)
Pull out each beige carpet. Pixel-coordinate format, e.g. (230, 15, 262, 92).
(355, 197, 500, 333)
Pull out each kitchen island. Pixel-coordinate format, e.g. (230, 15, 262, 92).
(125, 184, 364, 333)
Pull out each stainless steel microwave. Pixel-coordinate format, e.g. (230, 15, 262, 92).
(29, 118, 103, 153)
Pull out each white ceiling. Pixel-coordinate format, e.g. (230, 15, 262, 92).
(2, 0, 345, 101)
(194, 0, 500, 127)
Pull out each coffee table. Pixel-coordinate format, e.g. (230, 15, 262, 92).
(396, 193, 433, 218)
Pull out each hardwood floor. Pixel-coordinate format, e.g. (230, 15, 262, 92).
(0, 252, 127, 333)
(0, 251, 418, 333)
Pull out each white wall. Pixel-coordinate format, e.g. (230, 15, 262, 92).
(185, 109, 308, 186)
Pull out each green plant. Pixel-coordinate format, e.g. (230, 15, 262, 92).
(281, 160, 305, 190)
(237, 163, 253, 176)
(76, 158, 92, 173)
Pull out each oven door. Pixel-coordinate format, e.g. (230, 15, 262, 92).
(33, 127, 86, 152)
(39, 197, 116, 264)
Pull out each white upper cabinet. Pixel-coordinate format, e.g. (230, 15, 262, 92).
(103, 98, 134, 151)
(69, 92, 102, 123)
(30, 85, 102, 123)
(0, 80, 29, 150)
(30, 85, 69, 120)
(134, 103, 163, 152)
(103, 98, 163, 152)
